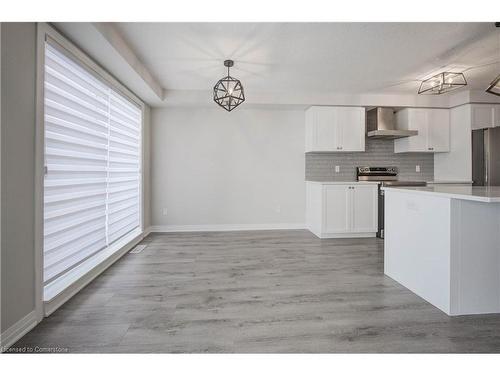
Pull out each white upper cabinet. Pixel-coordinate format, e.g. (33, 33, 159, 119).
(336, 107, 366, 151)
(395, 109, 428, 151)
(427, 109, 451, 152)
(305, 106, 366, 152)
(394, 108, 450, 153)
(470, 104, 500, 130)
(305, 106, 337, 151)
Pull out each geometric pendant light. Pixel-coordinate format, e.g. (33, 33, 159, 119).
(418, 71, 467, 95)
(486, 74, 500, 97)
(213, 60, 245, 111)
(485, 23, 500, 96)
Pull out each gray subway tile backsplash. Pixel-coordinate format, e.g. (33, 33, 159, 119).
(305, 138, 433, 182)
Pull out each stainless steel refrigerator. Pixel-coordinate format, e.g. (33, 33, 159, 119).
(472, 128, 500, 186)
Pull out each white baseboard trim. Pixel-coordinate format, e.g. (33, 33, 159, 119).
(150, 223, 307, 233)
(0, 228, 152, 349)
(0, 310, 37, 351)
(143, 226, 153, 237)
(317, 232, 377, 239)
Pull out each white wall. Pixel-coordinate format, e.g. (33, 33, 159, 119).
(434, 105, 472, 182)
(1, 23, 37, 333)
(151, 107, 306, 230)
(1, 23, 153, 347)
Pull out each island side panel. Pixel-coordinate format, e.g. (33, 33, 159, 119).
(450, 199, 500, 315)
(384, 190, 452, 314)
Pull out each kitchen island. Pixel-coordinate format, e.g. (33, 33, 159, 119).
(383, 185, 500, 316)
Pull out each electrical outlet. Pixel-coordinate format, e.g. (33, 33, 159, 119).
(335, 165, 340, 173)
(416, 165, 421, 173)
(162, 208, 168, 216)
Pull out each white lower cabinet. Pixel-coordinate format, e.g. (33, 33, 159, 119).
(351, 185, 378, 233)
(324, 185, 351, 233)
(306, 182, 378, 238)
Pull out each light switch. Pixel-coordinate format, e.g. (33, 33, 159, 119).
(162, 208, 168, 216)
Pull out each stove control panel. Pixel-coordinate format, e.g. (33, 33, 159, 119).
(356, 166, 399, 176)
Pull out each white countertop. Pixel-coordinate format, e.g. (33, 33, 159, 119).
(305, 180, 379, 185)
(382, 185, 500, 203)
(426, 180, 473, 185)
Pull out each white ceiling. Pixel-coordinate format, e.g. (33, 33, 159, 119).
(115, 22, 499, 93)
(55, 22, 500, 107)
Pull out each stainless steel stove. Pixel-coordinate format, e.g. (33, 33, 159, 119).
(356, 166, 426, 238)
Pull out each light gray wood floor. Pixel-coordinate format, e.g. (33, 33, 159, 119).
(12, 230, 500, 353)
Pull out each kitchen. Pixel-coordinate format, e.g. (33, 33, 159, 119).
(305, 101, 500, 315)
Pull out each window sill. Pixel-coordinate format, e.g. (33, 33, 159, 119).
(43, 227, 144, 316)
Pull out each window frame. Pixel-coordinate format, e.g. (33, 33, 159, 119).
(35, 23, 146, 320)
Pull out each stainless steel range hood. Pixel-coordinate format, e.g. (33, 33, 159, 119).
(366, 107, 418, 139)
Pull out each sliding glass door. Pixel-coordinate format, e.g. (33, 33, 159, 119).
(42, 40, 142, 293)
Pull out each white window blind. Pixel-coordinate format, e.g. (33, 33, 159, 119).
(43, 41, 142, 287)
